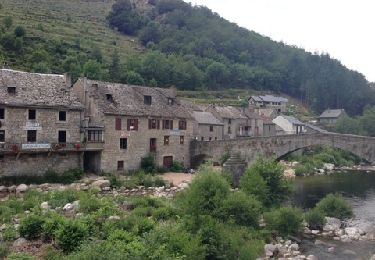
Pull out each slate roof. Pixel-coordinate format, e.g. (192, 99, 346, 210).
(209, 105, 247, 119)
(283, 115, 305, 125)
(319, 109, 345, 119)
(85, 79, 192, 119)
(250, 95, 288, 103)
(192, 111, 223, 125)
(0, 69, 83, 110)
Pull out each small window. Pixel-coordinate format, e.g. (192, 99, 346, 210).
(168, 98, 174, 105)
(27, 130, 37, 143)
(144, 95, 152, 105)
(0, 130, 4, 142)
(58, 130, 67, 143)
(164, 136, 170, 146)
(209, 125, 213, 132)
(115, 118, 122, 130)
(215, 137, 217, 140)
(228, 126, 231, 134)
(0, 108, 4, 119)
(106, 94, 113, 102)
(163, 119, 173, 130)
(179, 120, 187, 130)
(7, 87, 16, 95)
(117, 161, 124, 171)
(28, 109, 36, 120)
(127, 119, 138, 131)
(228, 119, 232, 124)
(0, 154, 4, 160)
(120, 138, 128, 149)
(88, 130, 103, 142)
(209, 137, 212, 141)
(201, 137, 204, 141)
(180, 136, 184, 145)
(149, 119, 160, 129)
(59, 111, 66, 121)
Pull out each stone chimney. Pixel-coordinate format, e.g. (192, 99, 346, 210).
(64, 73, 72, 88)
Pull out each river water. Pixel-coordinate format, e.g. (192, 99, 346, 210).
(290, 171, 375, 259)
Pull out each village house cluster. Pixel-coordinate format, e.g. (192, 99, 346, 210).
(0, 69, 328, 176)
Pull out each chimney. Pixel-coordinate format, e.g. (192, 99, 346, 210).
(64, 73, 72, 88)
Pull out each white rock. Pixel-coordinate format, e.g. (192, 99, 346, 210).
(13, 237, 27, 247)
(108, 215, 121, 220)
(264, 244, 277, 255)
(91, 180, 110, 190)
(0, 186, 7, 192)
(306, 255, 318, 260)
(8, 185, 16, 192)
(311, 230, 320, 235)
(40, 202, 49, 210)
(323, 163, 335, 171)
(290, 243, 299, 251)
(16, 184, 28, 193)
(63, 203, 74, 211)
(327, 247, 335, 253)
(323, 217, 341, 231)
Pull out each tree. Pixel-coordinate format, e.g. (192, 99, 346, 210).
(125, 71, 145, 85)
(109, 49, 121, 82)
(14, 26, 26, 37)
(206, 62, 229, 88)
(240, 170, 269, 206)
(334, 114, 362, 135)
(3, 16, 13, 30)
(361, 107, 375, 136)
(83, 60, 104, 80)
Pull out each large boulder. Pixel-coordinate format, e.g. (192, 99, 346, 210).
(91, 180, 110, 190)
(13, 237, 27, 247)
(323, 217, 341, 232)
(0, 186, 7, 193)
(264, 244, 277, 257)
(16, 184, 28, 193)
(40, 202, 49, 210)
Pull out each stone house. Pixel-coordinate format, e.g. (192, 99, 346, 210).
(72, 79, 193, 173)
(205, 105, 253, 139)
(191, 111, 224, 141)
(273, 115, 306, 135)
(318, 109, 346, 124)
(0, 69, 84, 176)
(248, 95, 288, 113)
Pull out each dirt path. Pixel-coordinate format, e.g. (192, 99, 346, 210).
(159, 172, 195, 186)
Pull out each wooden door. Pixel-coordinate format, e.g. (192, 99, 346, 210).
(163, 156, 173, 169)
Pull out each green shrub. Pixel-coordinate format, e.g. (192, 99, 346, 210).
(7, 252, 34, 260)
(153, 206, 177, 221)
(3, 226, 18, 241)
(170, 161, 184, 172)
(55, 219, 88, 253)
(219, 191, 262, 227)
(0, 243, 9, 259)
(109, 174, 123, 188)
(141, 154, 157, 173)
(48, 189, 80, 209)
(219, 152, 230, 165)
(315, 193, 353, 220)
(42, 213, 65, 242)
(240, 170, 269, 206)
(305, 208, 326, 230)
(264, 207, 303, 236)
(19, 214, 45, 240)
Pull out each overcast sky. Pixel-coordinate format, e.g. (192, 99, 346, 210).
(187, 0, 375, 82)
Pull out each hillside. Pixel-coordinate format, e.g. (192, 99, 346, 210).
(0, 0, 374, 116)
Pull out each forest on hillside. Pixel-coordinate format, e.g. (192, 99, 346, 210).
(0, 0, 374, 115)
(106, 0, 375, 115)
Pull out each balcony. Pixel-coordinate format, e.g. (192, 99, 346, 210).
(83, 141, 104, 151)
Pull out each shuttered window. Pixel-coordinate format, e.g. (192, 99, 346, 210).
(115, 118, 122, 130)
(163, 120, 173, 130)
(127, 119, 138, 131)
(179, 120, 187, 130)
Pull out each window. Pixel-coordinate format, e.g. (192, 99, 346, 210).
(201, 137, 204, 141)
(228, 126, 231, 134)
(0, 130, 4, 142)
(28, 109, 36, 120)
(59, 111, 66, 121)
(209, 137, 212, 141)
(215, 137, 217, 140)
(88, 130, 103, 142)
(120, 138, 128, 149)
(144, 95, 152, 105)
(180, 136, 184, 145)
(115, 118, 122, 130)
(58, 131, 67, 143)
(209, 125, 213, 132)
(179, 120, 187, 130)
(163, 119, 173, 130)
(117, 161, 124, 171)
(149, 119, 160, 129)
(7, 87, 16, 95)
(0, 108, 4, 119)
(27, 130, 37, 143)
(150, 138, 157, 152)
(228, 119, 232, 124)
(164, 136, 170, 145)
(127, 119, 138, 131)
(168, 98, 174, 105)
(106, 94, 113, 102)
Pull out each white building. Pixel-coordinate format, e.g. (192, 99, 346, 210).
(273, 115, 306, 135)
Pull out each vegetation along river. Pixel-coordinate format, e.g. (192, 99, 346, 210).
(291, 171, 375, 259)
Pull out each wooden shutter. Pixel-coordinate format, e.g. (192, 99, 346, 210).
(134, 119, 138, 131)
(171, 120, 173, 130)
(162, 120, 165, 130)
(157, 119, 160, 129)
(127, 119, 131, 131)
(115, 118, 121, 130)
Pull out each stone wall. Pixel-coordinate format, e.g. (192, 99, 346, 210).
(1, 106, 81, 144)
(0, 152, 82, 176)
(101, 115, 194, 172)
(193, 123, 223, 141)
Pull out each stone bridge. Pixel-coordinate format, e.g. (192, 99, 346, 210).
(190, 133, 375, 167)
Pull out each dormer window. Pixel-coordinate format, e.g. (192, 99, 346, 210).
(106, 94, 113, 102)
(144, 95, 152, 105)
(7, 87, 16, 95)
(168, 98, 174, 105)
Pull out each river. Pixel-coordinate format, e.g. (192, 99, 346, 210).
(291, 171, 375, 259)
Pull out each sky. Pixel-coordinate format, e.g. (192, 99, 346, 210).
(187, 0, 375, 82)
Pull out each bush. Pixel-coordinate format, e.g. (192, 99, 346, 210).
(7, 252, 34, 260)
(3, 226, 18, 241)
(219, 191, 262, 227)
(14, 26, 26, 37)
(109, 174, 123, 188)
(264, 207, 303, 236)
(141, 154, 157, 173)
(0, 243, 9, 259)
(315, 193, 353, 220)
(42, 213, 65, 242)
(19, 214, 45, 240)
(240, 170, 269, 206)
(55, 219, 88, 253)
(170, 161, 184, 172)
(305, 208, 326, 230)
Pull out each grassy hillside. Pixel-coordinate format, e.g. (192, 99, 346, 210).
(0, 0, 142, 72)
